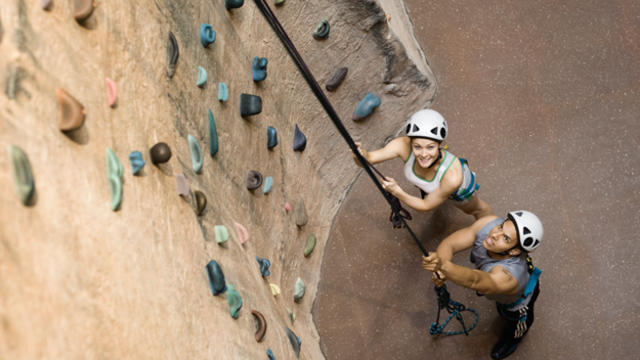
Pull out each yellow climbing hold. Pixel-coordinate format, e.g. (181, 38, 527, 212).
(269, 283, 281, 296)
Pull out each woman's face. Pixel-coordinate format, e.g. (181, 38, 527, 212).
(411, 138, 441, 168)
(483, 220, 519, 254)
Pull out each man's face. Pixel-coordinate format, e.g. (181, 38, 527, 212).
(483, 220, 519, 254)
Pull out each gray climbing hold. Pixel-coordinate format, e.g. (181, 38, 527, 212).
(267, 126, 278, 149)
(253, 57, 268, 82)
(150, 142, 172, 165)
(106, 147, 123, 211)
(194, 190, 207, 215)
(246, 170, 263, 191)
(9, 145, 35, 205)
(286, 307, 296, 324)
(200, 24, 216, 47)
(240, 93, 262, 117)
(167, 31, 179, 78)
(256, 256, 271, 277)
(267, 348, 276, 360)
(313, 20, 330, 39)
(205, 260, 227, 295)
(225, 0, 244, 10)
(56, 88, 86, 131)
(176, 173, 190, 196)
(129, 151, 145, 175)
(304, 234, 316, 257)
(326, 67, 348, 92)
(215, 225, 229, 244)
(263, 176, 273, 194)
(74, 0, 94, 22)
(285, 327, 301, 358)
(295, 199, 308, 227)
(208, 109, 219, 156)
(352, 92, 380, 121)
(196, 66, 207, 87)
(293, 277, 306, 302)
(293, 124, 306, 152)
(188, 134, 203, 173)
(274, 0, 285, 5)
(218, 82, 228, 102)
(226, 284, 243, 319)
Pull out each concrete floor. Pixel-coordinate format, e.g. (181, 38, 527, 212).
(313, 1, 640, 359)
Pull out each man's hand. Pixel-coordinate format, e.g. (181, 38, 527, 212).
(432, 271, 446, 287)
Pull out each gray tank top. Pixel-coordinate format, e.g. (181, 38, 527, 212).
(470, 217, 532, 310)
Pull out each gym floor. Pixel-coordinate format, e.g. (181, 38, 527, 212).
(313, 1, 640, 359)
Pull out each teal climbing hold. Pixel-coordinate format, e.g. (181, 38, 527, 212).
(267, 126, 278, 149)
(196, 66, 207, 87)
(225, 0, 244, 10)
(129, 151, 145, 175)
(215, 225, 229, 244)
(106, 148, 123, 211)
(218, 82, 228, 102)
(263, 176, 273, 194)
(293, 124, 306, 151)
(253, 57, 268, 82)
(352, 92, 380, 121)
(304, 234, 316, 257)
(285, 327, 301, 358)
(200, 24, 216, 47)
(188, 134, 203, 173)
(313, 20, 330, 39)
(293, 277, 306, 302)
(9, 145, 35, 205)
(208, 109, 219, 156)
(227, 284, 243, 319)
(107, 147, 123, 178)
(176, 173, 190, 196)
(206, 260, 227, 295)
(267, 348, 276, 360)
(256, 256, 271, 277)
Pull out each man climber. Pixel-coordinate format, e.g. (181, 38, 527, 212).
(422, 210, 543, 360)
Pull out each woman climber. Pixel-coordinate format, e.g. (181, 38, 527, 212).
(353, 109, 492, 219)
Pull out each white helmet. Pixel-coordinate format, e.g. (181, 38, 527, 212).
(507, 210, 543, 252)
(405, 109, 448, 142)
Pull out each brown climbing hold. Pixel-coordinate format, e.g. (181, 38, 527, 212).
(194, 190, 207, 215)
(74, 0, 94, 22)
(251, 310, 267, 342)
(246, 170, 263, 191)
(56, 88, 86, 131)
(41, 0, 52, 11)
(295, 199, 308, 227)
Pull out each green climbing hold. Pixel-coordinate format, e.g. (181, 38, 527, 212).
(313, 20, 330, 39)
(263, 176, 273, 194)
(274, 0, 285, 5)
(304, 234, 316, 257)
(293, 277, 306, 303)
(9, 145, 35, 205)
(215, 225, 229, 244)
(197, 66, 207, 87)
(208, 109, 218, 156)
(188, 134, 203, 173)
(226, 284, 243, 319)
(106, 148, 123, 211)
(286, 307, 296, 324)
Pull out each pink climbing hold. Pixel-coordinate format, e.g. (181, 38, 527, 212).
(105, 77, 117, 107)
(176, 173, 190, 196)
(234, 222, 249, 244)
(285, 202, 291, 212)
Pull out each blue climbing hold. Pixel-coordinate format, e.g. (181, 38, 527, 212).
(352, 92, 380, 121)
(267, 348, 276, 360)
(197, 66, 207, 87)
(129, 151, 145, 175)
(208, 109, 219, 156)
(293, 124, 306, 151)
(200, 24, 216, 47)
(256, 256, 271, 277)
(253, 57, 268, 82)
(188, 134, 203, 173)
(206, 260, 227, 295)
(263, 176, 273, 194)
(218, 82, 229, 102)
(285, 327, 301, 358)
(267, 126, 278, 149)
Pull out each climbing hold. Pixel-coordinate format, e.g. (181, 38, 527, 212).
(106, 148, 123, 211)
(188, 134, 203, 173)
(226, 284, 243, 319)
(225, 0, 244, 10)
(295, 199, 308, 227)
(240, 93, 262, 117)
(313, 20, 330, 39)
(234, 222, 249, 244)
(128, 151, 145, 175)
(256, 256, 271, 277)
(73, 0, 94, 22)
(274, 0, 285, 5)
(285, 327, 301, 358)
(105, 77, 117, 107)
(41, 0, 52, 11)
(149, 142, 172, 165)
(293, 124, 307, 152)
(218, 82, 228, 102)
(263, 176, 273, 194)
(200, 24, 216, 47)
(167, 31, 179, 78)
(56, 88, 86, 131)
(246, 170, 263, 191)
(304, 234, 316, 257)
(176, 173, 190, 196)
(196, 66, 207, 87)
(293, 277, 306, 303)
(267, 126, 278, 149)
(205, 260, 227, 295)
(194, 190, 207, 215)
(286, 308, 296, 324)
(252, 57, 268, 82)
(207, 109, 219, 156)
(251, 310, 267, 342)
(326, 67, 348, 92)
(269, 283, 280, 296)
(9, 145, 35, 205)
(285, 202, 291, 212)
(352, 92, 381, 121)
(215, 225, 229, 244)
(267, 348, 276, 360)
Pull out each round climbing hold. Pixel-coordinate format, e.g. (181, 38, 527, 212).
(215, 225, 229, 244)
(196, 66, 208, 87)
(226, 284, 243, 319)
(9, 145, 35, 205)
(176, 173, 190, 197)
(167, 31, 179, 78)
(194, 190, 207, 215)
(234, 222, 249, 244)
(74, 0, 94, 22)
(225, 0, 244, 10)
(267, 126, 278, 150)
(352, 92, 381, 121)
(293, 277, 306, 303)
(105, 77, 117, 107)
(56, 88, 86, 131)
(293, 124, 307, 152)
(285, 327, 301, 357)
(240, 93, 262, 117)
(263, 176, 273, 194)
(251, 310, 267, 342)
(218, 82, 229, 102)
(208, 109, 219, 156)
(326, 67, 348, 92)
(256, 256, 271, 277)
(188, 134, 203, 173)
(200, 24, 216, 47)
(295, 199, 308, 227)
(252, 57, 268, 82)
(205, 260, 227, 295)
(313, 20, 330, 39)
(269, 283, 280, 296)
(304, 234, 316, 257)
(149, 142, 172, 165)
(246, 170, 263, 191)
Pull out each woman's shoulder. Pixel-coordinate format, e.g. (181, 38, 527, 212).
(440, 151, 463, 186)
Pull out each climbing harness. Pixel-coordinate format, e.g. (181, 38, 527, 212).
(429, 284, 479, 336)
(253, 0, 475, 335)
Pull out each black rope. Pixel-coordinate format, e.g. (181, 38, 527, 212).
(252, 0, 427, 256)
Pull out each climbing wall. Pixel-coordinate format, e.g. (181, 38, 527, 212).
(0, 0, 435, 358)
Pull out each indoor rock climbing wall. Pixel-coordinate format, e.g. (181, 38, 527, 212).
(0, 0, 434, 358)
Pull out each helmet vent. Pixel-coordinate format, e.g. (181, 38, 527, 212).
(516, 211, 523, 217)
(413, 124, 420, 133)
(523, 237, 534, 247)
(523, 227, 531, 235)
(430, 127, 438, 135)
(533, 239, 540, 248)
(440, 128, 447, 138)
(405, 124, 411, 133)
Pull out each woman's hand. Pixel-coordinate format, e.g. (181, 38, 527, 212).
(352, 142, 368, 167)
(422, 253, 443, 272)
(381, 177, 402, 196)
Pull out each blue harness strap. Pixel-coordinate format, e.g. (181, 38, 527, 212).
(502, 267, 542, 309)
(449, 158, 479, 202)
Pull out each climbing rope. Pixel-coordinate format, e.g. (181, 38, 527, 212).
(429, 285, 479, 336)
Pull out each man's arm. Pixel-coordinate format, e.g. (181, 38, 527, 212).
(439, 262, 520, 295)
(437, 215, 497, 261)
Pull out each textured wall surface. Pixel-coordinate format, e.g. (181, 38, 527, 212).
(0, 0, 434, 358)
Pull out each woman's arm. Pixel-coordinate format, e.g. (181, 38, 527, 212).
(353, 137, 410, 167)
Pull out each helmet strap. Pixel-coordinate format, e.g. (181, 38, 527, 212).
(426, 149, 443, 169)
